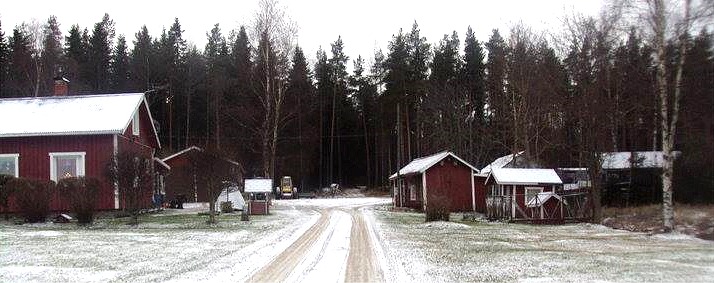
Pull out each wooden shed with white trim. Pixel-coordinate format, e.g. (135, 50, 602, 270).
(390, 151, 479, 212)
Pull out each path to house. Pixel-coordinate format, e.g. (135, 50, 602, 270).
(247, 197, 387, 283)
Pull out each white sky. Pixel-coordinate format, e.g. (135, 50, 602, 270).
(0, 0, 604, 66)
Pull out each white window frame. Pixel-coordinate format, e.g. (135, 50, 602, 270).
(0, 153, 20, 177)
(49, 152, 86, 181)
(132, 110, 140, 136)
(525, 186, 544, 206)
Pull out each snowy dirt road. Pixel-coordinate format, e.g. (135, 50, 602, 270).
(248, 199, 388, 283)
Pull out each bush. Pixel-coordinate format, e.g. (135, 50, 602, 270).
(57, 177, 100, 224)
(9, 178, 53, 223)
(0, 174, 15, 218)
(220, 201, 233, 213)
(425, 194, 451, 222)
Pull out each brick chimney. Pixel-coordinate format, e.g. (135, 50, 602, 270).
(53, 76, 69, 96)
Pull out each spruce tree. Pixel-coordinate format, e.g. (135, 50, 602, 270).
(39, 16, 62, 96)
(461, 26, 486, 122)
(8, 27, 35, 97)
(88, 13, 115, 92)
(111, 35, 130, 92)
(64, 24, 88, 92)
(0, 20, 7, 97)
(130, 25, 153, 91)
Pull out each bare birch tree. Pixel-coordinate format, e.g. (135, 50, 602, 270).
(250, 0, 297, 178)
(620, 0, 713, 231)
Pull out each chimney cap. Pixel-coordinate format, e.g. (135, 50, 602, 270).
(53, 76, 70, 83)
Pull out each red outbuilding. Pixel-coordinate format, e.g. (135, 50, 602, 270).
(0, 88, 161, 212)
(390, 151, 479, 212)
(484, 168, 564, 222)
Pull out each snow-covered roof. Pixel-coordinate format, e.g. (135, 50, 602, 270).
(162, 146, 242, 169)
(162, 146, 203, 162)
(487, 168, 562, 185)
(244, 178, 273, 193)
(526, 192, 566, 208)
(389, 151, 478, 180)
(601, 151, 680, 170)
(153, 157, 171, 171)
(478, 151, 525, 176)
(0, 93, 160, 147)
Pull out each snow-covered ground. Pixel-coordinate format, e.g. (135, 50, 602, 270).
(371, 209, 714, 282)
(2, 197, 713, 282)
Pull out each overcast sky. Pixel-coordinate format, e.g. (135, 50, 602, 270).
(1, 0, 604, 65)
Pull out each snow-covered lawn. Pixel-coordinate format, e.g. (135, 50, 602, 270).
(2, 198, 713, 282)
(371, 208, 714, 282)
(0, 206, 319, 283)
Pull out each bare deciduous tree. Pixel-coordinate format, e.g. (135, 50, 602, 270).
(251, 0, 297, 179)
(619, 0, 713, 231)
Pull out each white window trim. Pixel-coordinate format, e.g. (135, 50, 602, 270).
(132, 110, 140, 136)
(49, 152, 86, 181)
(0, 153, 20, 177)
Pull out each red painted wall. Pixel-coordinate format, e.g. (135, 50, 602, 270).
(424, 156, 474, 212)
(0, 135, 115, 211)
(474, 176, 487, 213)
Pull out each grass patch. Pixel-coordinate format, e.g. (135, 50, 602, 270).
(603, 204, 714, 240)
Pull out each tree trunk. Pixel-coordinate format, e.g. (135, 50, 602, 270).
(362, 113, 371, 188)
(654, 0, 689, 232)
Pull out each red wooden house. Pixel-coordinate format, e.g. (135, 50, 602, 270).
(484, 168, 564, 221)
(390, 151, 479, 212)
(161, 146, 243, 203)
(0, 89, 161, 211)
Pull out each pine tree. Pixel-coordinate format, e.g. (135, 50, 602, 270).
(8, 27, 35, 97)
(111, 35, 130, 92)
(205, 23, 229, 149)
(0, 20, 8, 97)
(88, 13, 115, 92)
(461, 26, 486, 164)
(64, 24, 89, 93)
(429, 31, 460, 85)
(130, 25, 153, 91)
(485, 29, 508, 154)
(40, 16, 62, 96)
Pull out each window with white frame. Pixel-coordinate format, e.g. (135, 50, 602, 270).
(132, 110, 140, 136)
(525, 187, 543, 206)
(49, 152, 86, 181)
(0, 154, 19, 177)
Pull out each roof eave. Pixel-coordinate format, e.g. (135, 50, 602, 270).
(0, 130, 121, 138)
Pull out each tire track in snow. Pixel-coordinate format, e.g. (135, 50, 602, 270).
(247, 209, 332, 283)
(345, 207, 385, 283)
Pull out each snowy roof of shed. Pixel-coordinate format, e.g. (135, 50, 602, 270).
(478, 151, 525, 176)
(389, 151, 478, 180)
(601, 151, 680, 170)
(0, 93, 159, 147)
(162, 146, 242, 168)
(487, 168, 562, 185)
(244, 178, 273, 193)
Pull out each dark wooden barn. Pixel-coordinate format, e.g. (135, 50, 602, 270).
(390, 151, 479, 213)
(161, 146, 243, 203)
(0, 90, 161, 211)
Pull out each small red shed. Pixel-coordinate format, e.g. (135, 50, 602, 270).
(484, 168, 564, 221)
(0, 92, 161, 211)
(390, 151, 479, 213)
